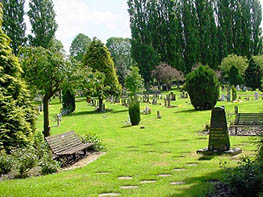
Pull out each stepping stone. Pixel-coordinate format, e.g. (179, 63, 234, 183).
(96, 172, 111, 175)
(157, 174, 171, 177)
(173, 168, 185, 172)
(120, 185, 138, 189)
(140, 180, 157, 184)
(98, 193, 120, 197)
(171, 181, 186, 185)
(186, 163, 198, 166)
(118, 176, 133, 180)
(144, 144, 153, 146)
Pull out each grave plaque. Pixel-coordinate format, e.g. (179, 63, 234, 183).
(208, 107, 230, 151)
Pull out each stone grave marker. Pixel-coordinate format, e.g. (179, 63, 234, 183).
(255, 92, 258, 100)
(221, 94, 225, 101)
(157, 111, 161, 119)
(234, 106, 238, 114)
(227, 87, 231, 102)
(236, 85, 240, 91)
(197, 107, 242, 155)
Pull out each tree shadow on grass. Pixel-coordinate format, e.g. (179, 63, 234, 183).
(174, 109, 196, 114)
(69, 109, 112, 117)
(169, 168, 226, 197)
(121, 125, 132, 128)
(110, 109, 128, 114)
(198, 154, 216, 161)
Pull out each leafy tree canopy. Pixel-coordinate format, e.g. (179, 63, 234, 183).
(220, 54, 249, 76)
(125, 66, 144, 97)
(70, 33, 91, 62)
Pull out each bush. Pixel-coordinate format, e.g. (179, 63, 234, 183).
(0, 151, 13, 175)
(222, 158, 263, 196)
(11, 146, 38, 177)
(80, 133, 106, 152)
(39, 153, 60, 175)
(185, 65, 219, 110)
(129, 98, 141, 125)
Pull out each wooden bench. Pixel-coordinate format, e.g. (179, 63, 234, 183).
(230, 113, 263, 135)
(45, 131, 94, 160)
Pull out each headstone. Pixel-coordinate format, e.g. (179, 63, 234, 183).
(157, 111, 161, 119)
(221, 94, 225, 101)
(167, 97, 171, 107)
(227, 87, 231, 102)
(234, 106, 238, 114)
(242, 86, 247, 91)
(102, 104, 106, 112)
(236, 85, 240, 91)
(56, 113, 61, 127)
(197, 107, 242, 155)
(38, 104, 43, 112)
(208, 107, 230, 151)
(255, 92, 258, 100)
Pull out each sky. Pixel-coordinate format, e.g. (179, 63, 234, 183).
(24, 0, 131, 54)
(24, 0, 263, 55)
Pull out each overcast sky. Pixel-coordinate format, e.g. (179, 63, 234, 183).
(24, 0, 263, 54)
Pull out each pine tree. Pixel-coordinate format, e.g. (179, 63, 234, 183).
(28, 0, 57, 48)
(83, 38, 121, 112)
(0, 2, 36, 152)
(2, 0, 26, 55)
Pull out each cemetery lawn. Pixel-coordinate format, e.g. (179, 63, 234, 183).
(0, 90, 261, 196)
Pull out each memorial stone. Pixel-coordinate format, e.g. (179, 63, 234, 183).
(227, 87, 231, 102)
(157, 111, 161, 119)
(197, 107, 242, 155)
(255, 92, 258, 100)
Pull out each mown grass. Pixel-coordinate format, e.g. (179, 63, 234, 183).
(0, 90, 261, 197)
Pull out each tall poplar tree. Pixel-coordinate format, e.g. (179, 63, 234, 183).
(28, 0, 57, 48)
(2, 0, 26, 55)
(127, 0, 159, 87)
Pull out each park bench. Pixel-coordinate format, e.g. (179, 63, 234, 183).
(45, 131, 94, 160)
(230, 113, 263, 135)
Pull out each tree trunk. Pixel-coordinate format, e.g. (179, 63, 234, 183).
(43, 94, 50, 137)
(98, 97, 103, 112)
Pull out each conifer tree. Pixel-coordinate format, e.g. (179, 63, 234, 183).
(2, 0, 26, 55)
(0, 2, 36, 152)
(83, 38, 121, 112)
(245, 58, 262, 90)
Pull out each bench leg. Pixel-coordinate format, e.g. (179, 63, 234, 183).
(73, 153, 76, 160)
(235, 127, 237, 135)
(84, 149, 87, 156)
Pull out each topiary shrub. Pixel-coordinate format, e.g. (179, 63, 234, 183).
(128, 98, 141, 125)
(62, 89, 75, 113)
(186, 65, 219, 110)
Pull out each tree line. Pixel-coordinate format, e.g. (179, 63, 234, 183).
(128, 0, 262, 84)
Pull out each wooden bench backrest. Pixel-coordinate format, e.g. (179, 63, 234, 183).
(45, 131, 83, 155)
(235, 113, 263, 125)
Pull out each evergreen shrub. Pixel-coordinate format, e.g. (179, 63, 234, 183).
(128, 98, 141, 125)
(186, 65, 219, 110)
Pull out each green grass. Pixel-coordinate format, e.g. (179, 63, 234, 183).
(0, 90, 261, 197)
